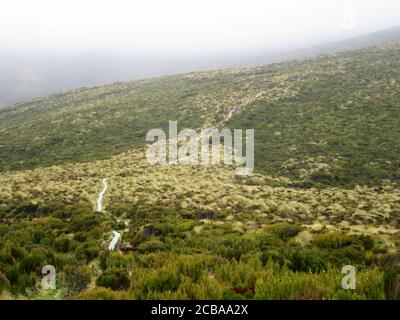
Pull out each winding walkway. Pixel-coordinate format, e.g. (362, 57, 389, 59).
(108, 231, 121, 251)
(96, 178, 109, 212)
(95, 178, 121, 251)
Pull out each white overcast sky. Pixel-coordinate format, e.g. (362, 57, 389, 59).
(1, 0, 400, 53)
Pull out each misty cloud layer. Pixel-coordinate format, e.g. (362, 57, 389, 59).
(1, 0, 400, 106)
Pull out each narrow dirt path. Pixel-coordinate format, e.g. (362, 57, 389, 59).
(96, 178, 109, 212)
(95, 178, 123, 250)
(108, 231, 121, 251)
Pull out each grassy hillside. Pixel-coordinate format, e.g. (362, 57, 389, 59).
(1, 44, 400, 189)
(0, 66, 299, 171)
(227, 45, 400, 187)
(1, 44, 400, 300)
(0, 148, 399, 299)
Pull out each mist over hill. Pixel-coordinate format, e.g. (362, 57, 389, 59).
(272, 25, 400, 62)
(1, 25, 400, 107)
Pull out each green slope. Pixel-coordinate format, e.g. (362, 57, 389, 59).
(0, 62, 301, 171)
(1, 44, 399, 189)
(0, 76, 205, 170)
(227, 45, 400, 187)
(1, 44, 400, 300)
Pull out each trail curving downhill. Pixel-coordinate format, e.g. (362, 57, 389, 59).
(108, 231, 121, 251)
(95, 178, 122, 250)
(96, 178, 109, 212)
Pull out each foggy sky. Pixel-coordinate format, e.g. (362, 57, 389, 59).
(1, 0, 400, 106)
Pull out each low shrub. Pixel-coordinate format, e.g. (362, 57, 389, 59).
(96, 268, 130, 291)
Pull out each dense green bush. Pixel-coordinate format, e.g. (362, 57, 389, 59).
(9, 246, 25, 261)
(255, 268, 385, 300)
(0, 252, 14, 266)
(290, 251, 327, 273)
(75, 242, 100, 263)
(313, 232, 354, 249)
(55, 238, 72, 253)
(383, 267, 400, 300)
(0, 272, 10, 291)
(96, 268, 130, 291)
(59, 265, 92, 296)
(19, 254, 45, 274)
(267, 223, 303, 240)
